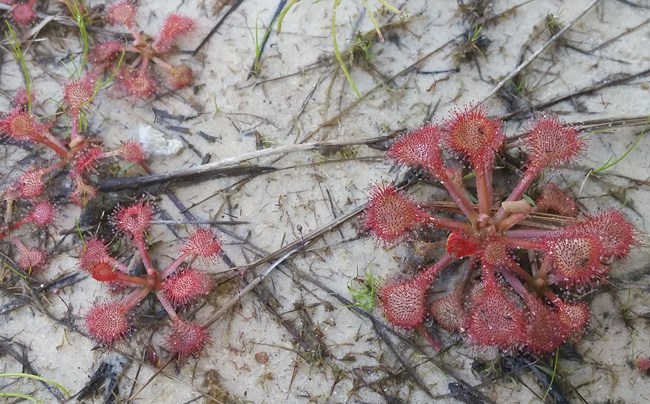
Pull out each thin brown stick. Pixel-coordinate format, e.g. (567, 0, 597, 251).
(500, 70, 650, 121)
(96, 135, 391, 191)
(192, 0, 245, 56)
(202, 204, 364, 329)
(478, 0, 601, 105)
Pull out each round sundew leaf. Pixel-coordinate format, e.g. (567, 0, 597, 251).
(86, 302, 130, 345)
(444, 105, 505, 168)
(363, 184, 428, 244)
(525, 115, 584, 169)
(545, 233, 608, 289)
(163, 267, 213, 306)
(378, 277, 429, 329)
(166, 320, 208, 358)
(465, 282, 527, 350)
(113, 200, 153, 238)
(388, 124, 447, 179)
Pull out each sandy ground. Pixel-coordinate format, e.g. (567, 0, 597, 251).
(1, 0, 650, 403)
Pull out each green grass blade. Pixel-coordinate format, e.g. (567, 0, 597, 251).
(377, 0, 403, 15)
(593, 120, 649, 173)
(541, 350, 560, 402)
(0, 392, 41, 403)
(5, 21, 32, 111)
(0, 251, 29, 279)
(68, 0, 90, 73)
(0, 372, 71, 397)
(277, 0, 301, 33)
(360, 0, 384, 42)
(332, 0, 361, 99)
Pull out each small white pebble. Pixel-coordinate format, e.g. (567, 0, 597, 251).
(136, 125, 184, 157)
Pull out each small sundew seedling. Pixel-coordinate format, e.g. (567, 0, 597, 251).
(348, 271, 379, 311)
(510, 77, 526, 95)
(453, 25, 491, 64)
(471, 358, 503, 380)
(349, 31, 373, 64)
(545, 13, 563, 36)
(542, 12, 571, 51)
